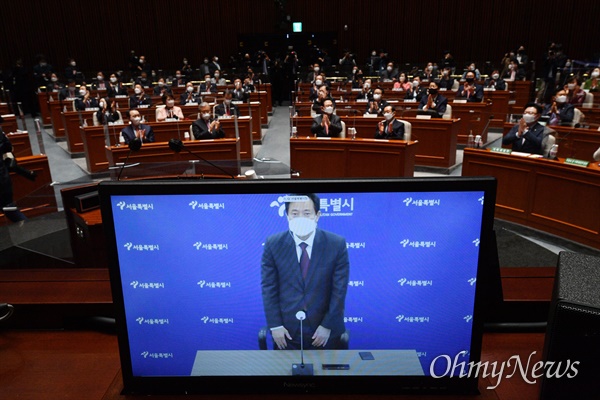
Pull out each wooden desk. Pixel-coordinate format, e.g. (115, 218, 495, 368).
(62, 110, 95, 153)
(36, 91, 55, 125)
(1, 114, 19, 134)
(507, 81, 533, 108)
(105, 139, 240, 177)
(48, 99, 71, 138)
(462, 148, 600, 249)
(5, 131, 33, 157)
(290, 137, 417, 178)
(292, 116, 458, 168)
(0, 155, 57, 225)
(449, 102, 490, 144)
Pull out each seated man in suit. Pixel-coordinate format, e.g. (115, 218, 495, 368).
(135, 71, 152, 88)
(214, 90, 239, 117)
(173, 70, 187, 87)
(129, 84, 152, 109)
(311, 86, 335, 116)
(311, 99, 342, 137)
(437, 68, 455, 90)
(543, 90, 574, 126)
(309, 74, 328, 101)
(418, 81, 448, 118)
(483, 70, 506, 90)
(380, 62, 399, 82)
(375, 105, 405, 140)
(199, 74, 217, 94)
(92, 72, 108, 91)
(107, 74, 128, 97)
(355, 79, 373, 101)
(74, 85, 98, 111)
(153, 77, 172, 97)
(261, 193, 349, 350)
(365, 87, 389, 116)
(457, 71, 484, 102)
(180, 82, 199, 105)
(405, 76, 427, 102)
(192, 102, 225, 140)
(120, 109, 154, 145)
(211, 70, 226, 86)
(502, 103, 546, 155)
(59, 79, 80, 100)
(232, 79, 249, 102)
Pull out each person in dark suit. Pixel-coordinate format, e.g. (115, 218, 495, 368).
(152, 77, 172, 96)
(172, 70, 187, 87)
(45, 73, 63, 93)
(120, 109, 154, 145)
(502, 103, 547, 155)
(232, 79, 249, 102)
(192, 102, 225, 140)
(74, 85, 98, 111)
(405, 76, 427, 102)
(437, 68, 455, 90)
(375, 105, 405, 140)
(107, 74, 128, 97)
(311, 99, 342, 137)
(92, 71, 108, 91)
(380, 62, 399, 82)
(135, 71, 152, 88)
(365, 87, 389, 116)
(356, 79, 373, 101)
(129, 84, 151, 109)
(199, 74, 217, 94)
(457, 71, 484, 102)
(214, 90, 239, 117)
(59, 80, 80, 100)
(542, 90, 574, 126)
(261, 193, 349, 350)
(418, 82, 448, 118)
(180, 82, 199, 105)
(483, 70, 506, 91)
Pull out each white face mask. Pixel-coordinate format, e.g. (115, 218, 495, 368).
(315, 79, 323, 86)
(167, 100, 175, 107)
(71, 61, 76, 67)
(314, 67, 320, 72)
(134, 88, 142, 95)
(592, 71, 600, 78)
(556, 95, 567, 103)
(289, 217, 317, 238)
(567, 83, 575, 90)
(176, 74, 182, 78)
(384, 112, 394, 121)
(110, 77, 117, 83)
(131, 116, 141, 124)
(214, 57, 218, 62)
(214, 73, 220, 78)
(364, 83, 370, 89)
(492, 74, 499, 80)
(158, 82, 164, 87)
(99, 102, 105, 108)
(51, 77, 58, 82)
(412, 80, 419, 87)
(202, 112, 211, 120)
(387, 66, 392, 72)
(79, 89, 86, 96)
(324, 106, 334, 114)
(373, 94, 381, 101)
(97, 75, 103, 81)
(523, 114, 537, 124)
(187, 86, 194, 92)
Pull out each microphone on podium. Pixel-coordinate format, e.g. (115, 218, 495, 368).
(115, 139, 142, 181)
(292, 310, 314, 376)
(168, 138, 235, 179)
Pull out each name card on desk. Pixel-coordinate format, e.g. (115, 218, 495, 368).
(453, 99, 467, 104)
(138, 104, 150, 108)
(564, 158, 590, 167)
(184, 102, 198, 106)
(316, 137, 332, 140)
(490, 147, 512, 154)
(115, 95, 128, 98)
(416, 115, 431, 120)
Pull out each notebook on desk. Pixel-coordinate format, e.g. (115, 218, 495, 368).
(99, 177, 498, 396)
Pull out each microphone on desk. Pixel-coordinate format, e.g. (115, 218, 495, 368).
(477, 114, 495, 148)
(292, 310, 313, 376)
(168, 138, 235, 179)
(0, 303, 14, 322)
(116, 139, 142, 181)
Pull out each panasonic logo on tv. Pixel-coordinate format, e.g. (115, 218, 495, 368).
(283, 382, 316, 389)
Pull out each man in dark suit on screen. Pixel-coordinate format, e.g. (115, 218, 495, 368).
(261, 193, 349, 350)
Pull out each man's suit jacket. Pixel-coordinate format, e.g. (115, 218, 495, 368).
(199, 83, 217, 93)
(404, 87, 427, 103)
(311, 114, 343, 137)
(483, 78, 506, 91)
(374, 119, 405, 140)
(180, 92, 199, 105)
(457, 83, 484, 102)
(214, 103, 239, 117)
(418, 94, 448, 117)
(120, 123, 155, 145)
(365, 99, 389, 116)
(74, 97, 99, 111)
(129, 94, 152, 109)
(502, 122, 546, 155)
(261, 228, 350, 338)
(59, 88, 79, 100)
(108, 83, 128, 97)
(191, 118, 225, 140)
(543, 103, 574, 125)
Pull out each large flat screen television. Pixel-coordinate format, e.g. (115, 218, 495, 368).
(99, 177, 497, 395)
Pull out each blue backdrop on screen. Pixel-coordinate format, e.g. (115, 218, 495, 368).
(111, 191, 484, 377)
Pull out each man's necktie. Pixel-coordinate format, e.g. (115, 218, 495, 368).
(299, 242, 309, 279)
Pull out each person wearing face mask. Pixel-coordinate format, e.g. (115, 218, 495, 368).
(92, 72, 107, 91)
(94, 98, 123, 126)
(232, 78, 249, 102)
(583, 68, 600, 92)
(45, 73, 63, 92)
(173, 70, 187, 87)
(405, 76, 427, 102)
(461, 63, 481, 80)
(74, 85, 98, 111)
(306, 63, 321, 83)
(107, 74, 128, 97)
(483, 70, 506, 90)
(309, 74, 328, 101)
(395, 73, 412, 91)
(156, 94, 184, 122)
(153, 77, 172, 96)
(32, 55, 54, 88)
(542, 90, 574, 126)
(375, 105, 405, 140)
(64, 58, 79, 82)
(418, 82, 448, 118)
(135, 71, 152, 88)
(199, 57, 211, 77)
(209, 56, 221, 75)
(502, 103, 547, 155)
(261, 193, 350, 350)
(199, 74, 217, 94)
(422, 63, 437, 81)
(380, 62, 399, 82)
(515, 46, 528, 77)
(437, 68, 455, 90)
(366, 88, 389, 116)
(214, 90, 239, 118)
(59, 80, 79, 100)
(181, 58, 192, 74)
(564, 77, 585, 106)
(192, 102, 225, 140)
(180, 82, 199, 105)
(242, 77, 256, 93)
(211, 70, 226, 86)
(128, 83, 152, 109)
(311, 99, 342, 137)
(120, 109, 154, 145)
(368, 50, 381, 75)
(312, 86, 334, 116)
(356, 79, 374, 101)
(457, 72, 483, 102)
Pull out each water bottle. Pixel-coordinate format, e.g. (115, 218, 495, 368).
(474, 135, 482, 148)
(549, 144, 558, 159)
(467, 131, 475, 148)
